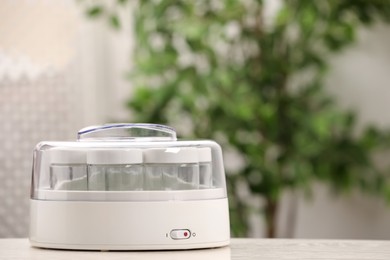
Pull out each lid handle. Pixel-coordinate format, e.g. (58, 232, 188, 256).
(77, 123, 177, 141)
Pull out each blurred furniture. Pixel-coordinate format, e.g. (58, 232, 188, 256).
(1, 238, 390, 259)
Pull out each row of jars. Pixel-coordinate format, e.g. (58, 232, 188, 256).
(48, 147, 213, 191)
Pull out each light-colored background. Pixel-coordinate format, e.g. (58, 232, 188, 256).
(1, 0, 390, 238)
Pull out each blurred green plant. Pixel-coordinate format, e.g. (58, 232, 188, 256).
(84, 0, 390, 237)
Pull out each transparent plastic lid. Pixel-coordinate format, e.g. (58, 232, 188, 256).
(78, 123, 177, 141)
(31, 124, 227, 201)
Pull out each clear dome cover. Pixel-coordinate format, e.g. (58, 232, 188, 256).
(31, 124, 227, 201)
(78, 123, 177, 141)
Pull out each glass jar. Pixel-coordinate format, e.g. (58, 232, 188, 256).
(143, 147, 199, 190)
(87, 149, 143, 191)
(198, 147, 212, 189)
(49, 149, 87, 190)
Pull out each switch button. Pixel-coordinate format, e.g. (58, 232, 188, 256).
(170, 229, 191, 240)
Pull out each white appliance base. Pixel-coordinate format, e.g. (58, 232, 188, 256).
(30, 198, 230, 250)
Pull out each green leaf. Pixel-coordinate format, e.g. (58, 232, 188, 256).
(172, 18, 208, 40)
(117, 0, 128, 5)
(109, 15, 121, 29)
(86, 6, 103, 17)
(276, 7, 290, 27)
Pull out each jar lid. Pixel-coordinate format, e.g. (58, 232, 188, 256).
(49, 148, 86, 164)
(198, 147, 212, 162)
(144, 147, 198, 164)
(87, 149, 143, 165)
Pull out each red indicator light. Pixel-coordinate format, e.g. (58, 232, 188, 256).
(184, 232, 188, 237)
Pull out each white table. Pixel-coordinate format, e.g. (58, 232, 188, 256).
(1, 238, 390, 260)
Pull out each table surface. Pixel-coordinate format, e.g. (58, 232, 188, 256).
(1, 238, 390, 260)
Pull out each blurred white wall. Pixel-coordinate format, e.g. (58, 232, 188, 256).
(277, 24, 390, 239)
(0, 0, 132, 237)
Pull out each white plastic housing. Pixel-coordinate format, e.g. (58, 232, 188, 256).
(30, 124, 230, 250)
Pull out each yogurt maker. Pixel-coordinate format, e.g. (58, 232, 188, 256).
(29, 124, 230, 250)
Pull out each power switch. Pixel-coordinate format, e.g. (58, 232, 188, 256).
(170, 229, 191, 240)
